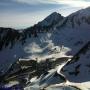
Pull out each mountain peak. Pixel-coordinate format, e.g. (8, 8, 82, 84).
(38, 12, 64, 27)
(49, 12, 61, 17)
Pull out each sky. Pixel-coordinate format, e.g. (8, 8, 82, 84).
(0, 0, 90, 29)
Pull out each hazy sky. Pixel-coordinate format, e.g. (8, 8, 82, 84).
(0, 0, 90, 29)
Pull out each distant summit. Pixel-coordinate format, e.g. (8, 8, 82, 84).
(38, 12, 64, 26)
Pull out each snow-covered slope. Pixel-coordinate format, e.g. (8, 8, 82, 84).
(0, 7, 90, 90)
(62, 41, 90, 82)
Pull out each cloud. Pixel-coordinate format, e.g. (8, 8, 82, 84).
(54, 0, 90, 8)
(1, 0, 90, 8)
(11, 0, 90, 8)
(12, 0, 57, 5)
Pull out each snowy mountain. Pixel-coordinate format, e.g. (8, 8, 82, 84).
(0, 7, 90, 90)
